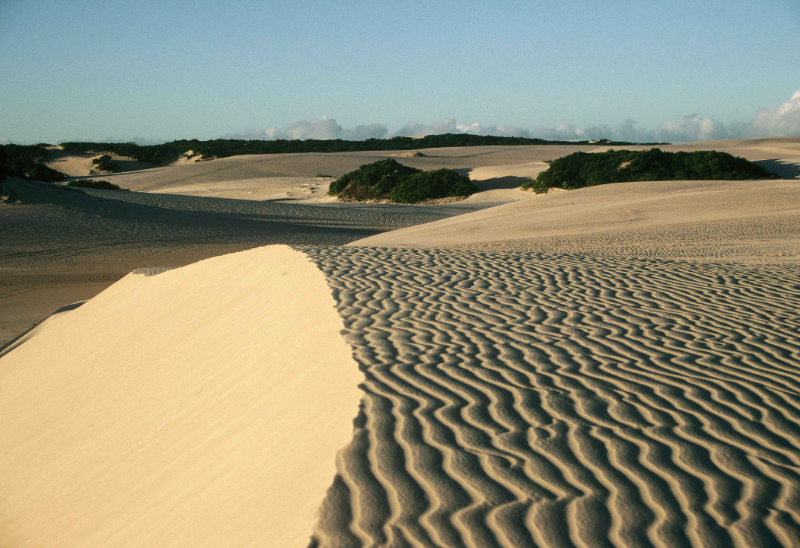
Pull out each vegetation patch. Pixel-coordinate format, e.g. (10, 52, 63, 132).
(66, 179, 128, 191)
(91, 155, 121, 172)
(59, 134, 665, 165)
(0, 144, 68, 182)
(328, 159, 477, 203)
(522, 148, 781, 194)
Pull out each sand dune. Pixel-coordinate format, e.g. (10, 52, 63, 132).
(0, 177, 471, 347)
(47, 138, 800, 203)
(302, 246, 800, 548)
(45, 147, 153, 177)
(353, 179, 800, 262)
(0, 245, 363, 547)
(86, 146, 601, 201)
(5, 140, 800, 547)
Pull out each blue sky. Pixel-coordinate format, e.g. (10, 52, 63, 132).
(1, 0, 799, 144)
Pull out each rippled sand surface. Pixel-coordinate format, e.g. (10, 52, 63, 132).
(303, 246, 800, 548)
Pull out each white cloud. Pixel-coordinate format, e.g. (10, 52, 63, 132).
(394, 119, 459, 137)
(658, 115, 728, 142)
(394, 119, 531, 138)
(228, 127, 287, 140)
(530, 123, 585, 141)
(219, 90, 800, 145)
(647, 90, 800, 143)
(341, 123, 388, 140)
(0, 137, 10, 145)
(223, 116, 387, 141)
(736, 89, 800, 138)
(285, 116, 342, 140)
(456, 122, 531, 137)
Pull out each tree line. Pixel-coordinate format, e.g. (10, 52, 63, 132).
(59, 134, 660, 165)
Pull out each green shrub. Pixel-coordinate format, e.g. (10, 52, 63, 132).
(329, 159, 421, 200)
(0, 144, 67, 182)
(329, 159, 477, 203)
(522, 148, 780, 194)
(59, 134, 665, 166)
(91, 155, 121, 172)
(66, 179, 128, 191)
(388, 169, 477, 203)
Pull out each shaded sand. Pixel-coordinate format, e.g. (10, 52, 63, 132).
(0, 245, 363, 547)
(0, 177, 474, 346)
(146, 176, 335, 201)
(353, 179, 800, 263)
(300, 246, 800, 547)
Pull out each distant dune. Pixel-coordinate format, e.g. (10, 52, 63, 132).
(45, 137, 800, 203)
(352, 178, 800, 262)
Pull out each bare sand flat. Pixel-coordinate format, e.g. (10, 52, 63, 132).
(0, 245, 363, 547)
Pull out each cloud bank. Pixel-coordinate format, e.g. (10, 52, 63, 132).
(227, 90, 800, 144)
(224, 116, 388, 141)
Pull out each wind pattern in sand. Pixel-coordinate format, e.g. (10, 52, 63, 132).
(300, 247, 800, 548)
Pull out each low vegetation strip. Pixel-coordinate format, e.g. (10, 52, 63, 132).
(522, 148, 780, 193)
(59, 134, 662, 165)
(328, 159, 477, 203)
(91, 155, 121, 173)
(0, 144, 67, 183)
(66, 179, 128, 191)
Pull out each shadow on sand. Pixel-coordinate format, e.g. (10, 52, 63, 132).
(454, 168, 533, 190)
(756, 158, 800, 179)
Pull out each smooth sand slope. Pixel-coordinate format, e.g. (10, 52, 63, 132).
(353, 179, 800, 263)
(0, 245, 363, 548)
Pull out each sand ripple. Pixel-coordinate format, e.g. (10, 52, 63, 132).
(300, 247, 800, 548)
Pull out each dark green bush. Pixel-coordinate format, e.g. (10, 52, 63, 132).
(329, 159, 421, 200)
(522, 148, 780, 194)
(66, 179, 128, 191)
(329, 159, 477, 203)
(61, 142, 168, 164)
(389, 169, 477, 203)
(0, 144, 67, 182)
(59, 134, 665, 166)
(91, 155, 121, 172)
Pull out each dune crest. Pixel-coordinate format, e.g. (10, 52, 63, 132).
(0, 245, 363, 548)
